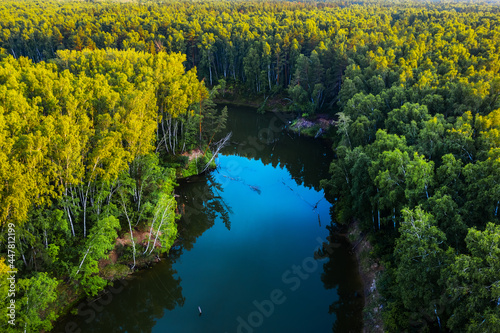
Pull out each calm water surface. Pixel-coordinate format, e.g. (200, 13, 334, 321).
(54, 106, 363, 333)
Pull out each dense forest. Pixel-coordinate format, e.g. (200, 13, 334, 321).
(0, 0, 499, 332)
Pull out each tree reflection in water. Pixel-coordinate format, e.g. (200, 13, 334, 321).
(52, 172, 233, 333)
(315, 223, 364, 332)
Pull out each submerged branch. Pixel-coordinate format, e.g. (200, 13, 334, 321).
(203, 132, 232, 173)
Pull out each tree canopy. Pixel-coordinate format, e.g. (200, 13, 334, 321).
(1, 0, 500, 331)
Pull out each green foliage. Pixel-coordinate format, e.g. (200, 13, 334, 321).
(1, 0, 500, 331)
(287, 51, 325, 113)
(183, 157, 204, 179)
(118, 154, 168, 229)
(0, 45, 212, 319)
(17, 272, 59, 332)
(317, 2, 500, 330)
(385, 103, 430, 145)
(447, 223, 500, 332)
(393, 207, 450, 329)
(72, 216, 120, 296)
(428, 191, 467, 251)
(143, 191, 178, 256)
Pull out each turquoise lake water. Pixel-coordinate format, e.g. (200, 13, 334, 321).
(53, 106, 362, 333)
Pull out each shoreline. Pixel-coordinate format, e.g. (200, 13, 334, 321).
(344, 220, 384, 333)
(48, 149, 217, 332)
(215, 99, 337, 140)
(288, 115, 336, 138)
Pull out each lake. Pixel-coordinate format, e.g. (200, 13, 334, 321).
(53, 106, 363, 333)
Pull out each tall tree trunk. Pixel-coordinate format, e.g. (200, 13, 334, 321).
(75, 246, 91, 276)
(120, 193, 136, 269)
